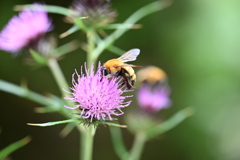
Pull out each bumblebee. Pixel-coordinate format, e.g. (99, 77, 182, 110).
(136, 66, 167, 86)
(102, 48, 140, 89)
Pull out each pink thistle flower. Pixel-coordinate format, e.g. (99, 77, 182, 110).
(137, 83, 171, 114)
(0, 4, 52, 54)
(64, 62, 132, 123)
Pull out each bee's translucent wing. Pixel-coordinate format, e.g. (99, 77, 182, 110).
(118, 48, 140, 62)
(120, 64, 142, 67)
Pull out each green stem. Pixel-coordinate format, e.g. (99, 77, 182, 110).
(110, 127, 129, 160)
(47, 58, 86, 131)
(78, 125, 96, 160)
(92, 0, 171, 61)
(14, 4, 76, 16)
(129, 132, 146, 160)
(86, 29, 96, 68)
(0, 79, 57, 107)
(80, 130, 87, 160)
(0, 79, 73, 119)
(48, 57, 95, 160)
(47, 58, 70, 97)
(77, 28, 98, 160)
(146, 107, 194, 140)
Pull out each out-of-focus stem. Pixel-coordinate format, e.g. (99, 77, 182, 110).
(14, 4, 76, 16)
(129, 132, 146, 160)
(0, 136, 31, 159)
(47, 58, 69, 97)
(0, 79, 56, 106)
(47, 58, 76, 118)
(92, 0, 171, 61)
(47, 57, 86, 129)
(110, 127, 129, 160)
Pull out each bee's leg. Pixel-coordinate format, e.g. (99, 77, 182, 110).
(118, 69, 132, 89)
(126, 83, 132, 89)
(113, 70, 121, 76)
(106, 73, 114, 79)
(118, 70, 127, 86)
(125, 76, 134, 89)
(130, 80, 135, 89)
(120, 80, 126, 87)
(131, 80, 135, 86)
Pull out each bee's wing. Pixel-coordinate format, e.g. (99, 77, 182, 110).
(118, 48, 140, 62)
(120, 64, 142, 68)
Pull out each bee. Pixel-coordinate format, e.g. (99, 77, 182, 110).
(136, 66, 167, 86)
(102, 48, 140, 89)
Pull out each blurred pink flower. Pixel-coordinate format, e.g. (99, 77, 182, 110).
(64, 62, 132, 122)
(0, 4, 52, 54)
(137, 84, 171, 114)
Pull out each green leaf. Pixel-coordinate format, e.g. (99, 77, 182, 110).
(14, 4, 76, 16)
(94, 34, 126, 56)
(0, 136, 31, 159)
(103, 122, 127, 128)
(106, 46, 126, 56)
(29, 49, 47, 65)
(27, 119, 83, 127)
(34, 101, 63, 113)
(54, 40, 79, 58)
(59, 123, 76, 138)
(102, 23, 142, 30)
(0, 80, 73, 119)
(28, 118, 127, 128)
(74, 17, 89, 32)
(146, 107, 195, 140)
(59, 24, 80, 38)
(0, 79, 59, 107)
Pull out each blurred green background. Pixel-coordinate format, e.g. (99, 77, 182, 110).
(1, 0, 240, 160)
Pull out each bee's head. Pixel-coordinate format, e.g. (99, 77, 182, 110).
(101, 66, 109, 76)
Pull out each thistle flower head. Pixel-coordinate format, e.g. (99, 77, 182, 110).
(35, 35, 57, 57)
(64, 62, 132, 123)
(137, 83, 171, 114)
(68, 0, 117, 27)
(0, 4, 52, 54)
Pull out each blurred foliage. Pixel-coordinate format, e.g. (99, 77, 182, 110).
(1, 0, 240, 160)
(0, 136, 31, 159)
